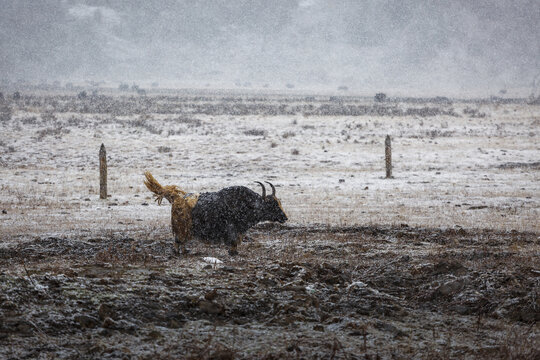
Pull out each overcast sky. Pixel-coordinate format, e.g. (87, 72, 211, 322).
(1, 0, 539, 94)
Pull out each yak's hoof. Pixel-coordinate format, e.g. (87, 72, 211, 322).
(228, 249, 239, 256)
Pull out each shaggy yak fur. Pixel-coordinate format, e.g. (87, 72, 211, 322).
(144, 171, 287, 255)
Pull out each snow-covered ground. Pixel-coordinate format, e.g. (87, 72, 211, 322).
(1, 92, 539, 240)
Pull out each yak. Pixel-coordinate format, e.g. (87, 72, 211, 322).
(144, 172, 287, 255)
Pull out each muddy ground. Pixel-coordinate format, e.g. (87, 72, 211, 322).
(1, 223, 538, 359)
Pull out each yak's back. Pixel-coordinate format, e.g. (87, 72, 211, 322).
(191, 186, 261, 242)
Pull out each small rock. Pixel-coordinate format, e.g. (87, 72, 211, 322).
(221, 266, 235, 273)
(375, 320, 398, 333)
(261, 277, 277, 287)
(329, 294, 340, 303)
(209, 349, 235, 360)
(11, 320, 34, 335)
(102, 317, 116, 329)
(519, 306, 538, 322)
(2, 300, 17, 309)
(147, 329, 163, 340)
(433, 261, 467, 275)
(325, 316, 342, 324)
(437, 279, 465, 296)
(168, 319, 181, 329)
(318, 312, 330, 322)
(287, 343, 300, 352)
(141, 202, 149, 206)
(2, 209, 6, 214)
(199, 300, 224, 314)
(281, 315, 296, 325)
(204, 289, 218, 301)
(98, 303, 113, 320)
(101, 318, 137, 333)
(75, 314, 100, 328)
(87, 345, 103, 354)
(400, 255, 411, 262)
(233, 317, 248, 325)
(453, 305, 473, 315)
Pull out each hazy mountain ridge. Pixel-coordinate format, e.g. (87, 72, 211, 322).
(0, 0, 539, 94)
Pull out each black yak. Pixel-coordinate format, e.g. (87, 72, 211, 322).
(144, 172, 287, 255)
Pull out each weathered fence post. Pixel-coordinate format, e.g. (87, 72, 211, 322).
(99, 144, 107, 199)
(385, 135, 392, 178)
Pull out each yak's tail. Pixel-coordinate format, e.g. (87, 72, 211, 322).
(144, 171, 186, 205)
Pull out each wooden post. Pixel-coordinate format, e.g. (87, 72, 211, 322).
(385, 135, 392, 178)
(99, 144, 107, 199)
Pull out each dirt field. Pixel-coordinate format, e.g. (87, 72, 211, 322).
(1, 90, 539, 358)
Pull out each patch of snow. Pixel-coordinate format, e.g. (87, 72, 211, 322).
(202, 257, 223, 264)
(347, 281, 367, 289)
(33, 282, 48, 292)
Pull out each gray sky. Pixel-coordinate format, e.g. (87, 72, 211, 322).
(1, 0, 539, 94)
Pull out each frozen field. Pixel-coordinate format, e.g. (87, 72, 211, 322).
(1, 91, 539, 237)
(0, 91, 539, 358)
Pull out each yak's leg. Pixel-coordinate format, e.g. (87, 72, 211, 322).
(173, 234, 180, 254)
(229, 234, 243, 255)
(226, 225, 240, 256)
(173, 234, 183, 255)
(181, 235, 190, 255)
(172, 203, 192, 256)
(174, 233, 190, 255)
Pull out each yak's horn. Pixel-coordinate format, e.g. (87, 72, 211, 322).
(265, 181, 276, 197)
(255, 181, 266, 198)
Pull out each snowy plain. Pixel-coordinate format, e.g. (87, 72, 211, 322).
(1, 90, 538, 240)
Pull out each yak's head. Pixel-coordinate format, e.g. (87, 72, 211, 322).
(255, 181, 288, 223)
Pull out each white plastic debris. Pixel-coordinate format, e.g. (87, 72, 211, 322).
(202, 257, 223, 264)
(347, 281, 367, 290)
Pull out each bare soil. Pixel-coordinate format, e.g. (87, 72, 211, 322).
(1, 224, 538, 359)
